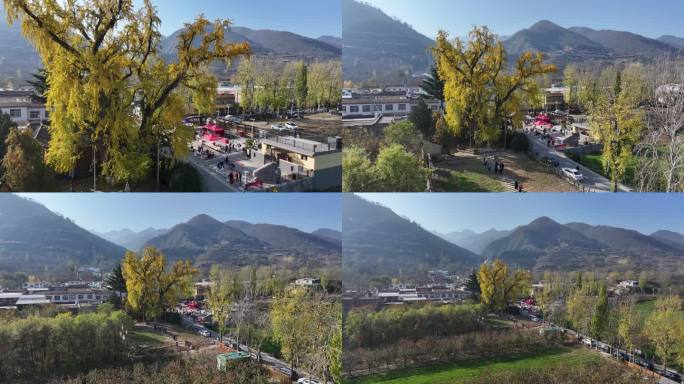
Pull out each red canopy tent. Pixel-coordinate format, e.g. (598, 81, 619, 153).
(203, 124, 225, 134)
(203, 134, 222, 142)
(202, 134, 230, 146)
(534, 114, 551, 127)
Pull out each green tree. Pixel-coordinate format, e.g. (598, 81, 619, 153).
(433, 112, 457, 153)
(270, 287, 310, 379)
(384, 120, 422, 151)
(0, 112, 16, 173)
(644, 295, 684, 371)
(422, 65, 445, 103)
(2, 128, 54, 191)
(374, 144, 428, 192)
(295, 61, 308, 110)
(342, 146, 375, 192)
(206, 266, 237, 342)
(590, 282, 609, 342)
(409, 99, 434, 139)
(563, 64, 579, 109)
(105, 264, 127, 293)
(466, 270, 481, 295)
(4, 0, 250, 185)
(617, 299, 640, 362)
(27, 68, 48, 104)
(590, 66, 645, 191)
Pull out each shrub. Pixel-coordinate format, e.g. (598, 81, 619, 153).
(508, 132, 529, 152)
(168, 162, 204, 192)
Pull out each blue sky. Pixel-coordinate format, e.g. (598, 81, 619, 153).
(136, 0, 341, 38)
(361, 0, 684, 40)
(19, 193, 341, 233)
(358, 193, 684, 235)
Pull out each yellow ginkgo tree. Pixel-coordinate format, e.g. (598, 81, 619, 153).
(433, 26, 555, 148)
(3, 0, 251, 188)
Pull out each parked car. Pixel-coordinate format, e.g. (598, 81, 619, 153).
(224, 115, 242, 124)
(198, 329, 211, 337)
(562, 167, 584, 181)
(278, 367, 298, 380)
(297, 379, 321, 384)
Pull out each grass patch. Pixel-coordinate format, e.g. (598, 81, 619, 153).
(572, 153, 637, 187)
(634, 299, 684, 321)
(345, 347, 599, 384)
(129, 330, 168, 346)
(579, 154, 604, 175)
(437, 170, 506, 192)
(260, 336, 282, 357)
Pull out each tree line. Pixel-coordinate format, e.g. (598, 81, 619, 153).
(343, 104, 435, 192)
(0, 306, 133, 382)
(537, 270, 684, 372)
(50, 357, 269, 384)
(344, 329, 557, 378)
(235, 58, 341, 114)
(203, 264, 342, 383)
(462, 359, 656, 384)
(345, 303, 484, 349)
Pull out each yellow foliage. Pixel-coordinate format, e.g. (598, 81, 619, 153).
(3, 0, 250, 183)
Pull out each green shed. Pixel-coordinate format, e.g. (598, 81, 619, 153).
(216, 351, 250, 371)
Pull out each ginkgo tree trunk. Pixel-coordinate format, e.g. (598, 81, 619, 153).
(3, 0, 250, 188)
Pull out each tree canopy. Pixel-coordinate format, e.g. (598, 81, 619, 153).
(433, 26, 555, 147)
(3, 0, 251, 183)
(121, 246, 197, 321)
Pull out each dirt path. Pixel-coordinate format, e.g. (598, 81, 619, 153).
(435, 150, 578, 192)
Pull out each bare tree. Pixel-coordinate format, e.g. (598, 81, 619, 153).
(637, 58, 684, 192)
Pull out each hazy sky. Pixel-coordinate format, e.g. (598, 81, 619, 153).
(18, 193, 341, 233)
(357, 193, 684, 235)
(135, 0, 341, 38)
(360, 0, 684, 40)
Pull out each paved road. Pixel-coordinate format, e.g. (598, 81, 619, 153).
(519, 308, 681, 383)
(186, 154, 240, 193)
(180, 315, 321, 383)
(525, 132, 631, 192)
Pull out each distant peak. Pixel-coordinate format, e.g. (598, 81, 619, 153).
(529, 216, 560, 226)
(530, 20, 563, 30)
(187, 214, 220, 226)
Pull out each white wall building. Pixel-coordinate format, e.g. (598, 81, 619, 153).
(0, 90, 47, 124)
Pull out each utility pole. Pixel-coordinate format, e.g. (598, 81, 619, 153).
(92, 144, 96, 192)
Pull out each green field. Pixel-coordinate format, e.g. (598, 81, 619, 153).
(634, 299, 684, 320)
(129, 329, 169, 346)
(345, 347, 600, 384)
(437, 170, 507, 192)
(576, 154, 636, 187)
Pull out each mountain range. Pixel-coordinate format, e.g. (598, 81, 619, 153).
(342, 0, 435, 83)
(343, 195, 482, 288)
(158, 26, 341, 79)
(97, 227, 170, 251)
(0, 195, 341, 278)
(342, 0, 684, 82)
(0, 195, 126, 277)
(0, 16, 43, 83)
(344, 195, 684, 287)
(437, 229, 512, 254)
(0, 7, 340, 83)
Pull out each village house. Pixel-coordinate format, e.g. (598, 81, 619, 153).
(253, 135, 342, 190)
